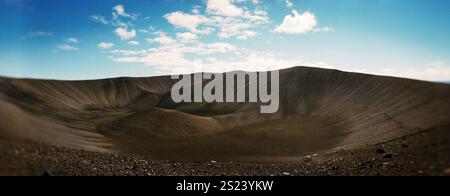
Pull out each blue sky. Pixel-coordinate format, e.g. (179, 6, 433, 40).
(0, 0, 449, 81)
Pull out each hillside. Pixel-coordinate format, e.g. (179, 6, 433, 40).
(1, 66, 449, 163)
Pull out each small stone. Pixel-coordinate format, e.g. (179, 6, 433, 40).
(376, 149, 385, 154)
(209, 160, 217, 164)
(282, 172, 291, 176)
(312, 154, 319, 157)
(304, 156, 313, 162)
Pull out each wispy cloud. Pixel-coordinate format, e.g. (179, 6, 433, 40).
(57, 44, 79, 51)
(113, 4, 136, 20)
(97, 42, 115, 49)
(24, 31, 53, 38)
(90, 15, 109, 25)
(313, 27, 335, 32)
(285, 0, 293, 8)
(91, 4, 138, 42)
(67, 37, 78, 43)
(128, 41, 140, 46)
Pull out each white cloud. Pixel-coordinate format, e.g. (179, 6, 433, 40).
(114, 27, 136, 40)
(177, 32, 199, 43)
(110, 33, 328, 73)
(67, 37, 78, 43)
(242, 9, 269, 23)
(209, 5, 268, 40)
(58, 44, 79, 51)
(90, 5, 136, 28)
(164, 1, 267, 40)
(199, 42, 237, 54)
(111, 49, 147, 56)
(374, 62, 450, 81)
(113, 48, 333, 73)
(128, 41, 140, 46)
(122, 51, 198, 68)
(275, 10, 317, 34)
(106, 1, 337, 74)
(113, 5, 126, 15)
(113, 4, 135, 19)
(111, 18, 128, 28)
(97, 42, 115, 49)
(285, 0, 293, 8)
(206, 0, 243, 17)
(147, 32, 176, 45)
(164, 11, 213, 34)
(214, 17, 252, 39)
(90, 15, 109, 25)
(138, 26, 156, 34)
(112, 56, 141, 64)
(144, 40, 237, 55)
(192, 5, 202, 14)
(236, 30, 257, 40)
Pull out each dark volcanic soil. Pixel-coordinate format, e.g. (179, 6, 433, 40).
(1, 125, 449, 176)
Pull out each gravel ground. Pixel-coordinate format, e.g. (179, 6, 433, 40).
(1, 127, 449, 176)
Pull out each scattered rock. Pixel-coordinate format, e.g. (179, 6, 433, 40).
(0, 125, 447, 176)
(304, 156, 313, 162)
(282, 172, 291, 176)
(376, 149, 385, 154)
(312, 154, 319, 157)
